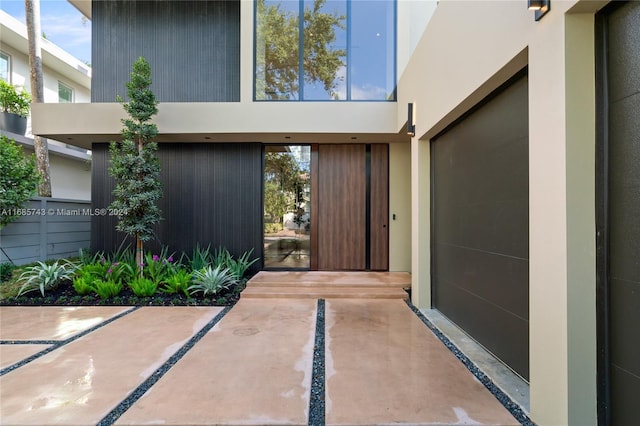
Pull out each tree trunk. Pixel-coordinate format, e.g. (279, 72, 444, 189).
(25, 0, 51, 197)
(136, 233, 144, 278)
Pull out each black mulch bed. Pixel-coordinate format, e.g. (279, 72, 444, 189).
(0, 280, 246, 307)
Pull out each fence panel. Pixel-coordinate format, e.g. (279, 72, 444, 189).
(0, 198, 91, 265)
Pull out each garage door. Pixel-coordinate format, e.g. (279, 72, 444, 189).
(596, 2, 640, 424)
(431, 72, 529, 380)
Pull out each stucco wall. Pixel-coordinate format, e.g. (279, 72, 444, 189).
(397, 0, 607, 424)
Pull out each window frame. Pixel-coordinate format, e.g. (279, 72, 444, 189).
(58, 80, 75, 103)
(0, 51, 11, 83)
(253, 0, 397, 102)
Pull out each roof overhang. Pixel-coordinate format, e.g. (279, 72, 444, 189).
(68, 0, 91, 20)
(32, 102, 410, 150)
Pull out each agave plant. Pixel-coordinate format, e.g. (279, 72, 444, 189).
(188, 265, 236, 297)
(18, 260, 77, 297)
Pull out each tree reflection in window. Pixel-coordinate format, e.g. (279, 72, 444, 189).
(256, 0, 346, 100)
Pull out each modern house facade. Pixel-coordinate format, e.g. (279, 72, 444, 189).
(32, 0, 638, 425)
(0, 10, 92, 201)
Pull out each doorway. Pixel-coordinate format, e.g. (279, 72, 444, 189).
(263, 145, 311, 269)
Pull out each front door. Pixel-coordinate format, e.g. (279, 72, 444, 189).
(313, 144, 389, 271)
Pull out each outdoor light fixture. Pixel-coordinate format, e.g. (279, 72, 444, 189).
(407, 103, 416, 136)
(528, 0, 550, 21)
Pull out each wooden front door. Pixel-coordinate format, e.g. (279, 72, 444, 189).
(313, 144, 389, 271)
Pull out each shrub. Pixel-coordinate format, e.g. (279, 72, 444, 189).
(188, 265, 236, 297)
(143, 248, 175, 283)
(17, 260, 76, 297)
(106, 261, 135, 284)
(129, 276, 157, 297)
(0, 136, 40, 229)
(72, 275, 93, 295)
(188, 244, 212, 271)
(225, 248, 259, 281)
(0, 262, 16, 282)
(0, 81, 31, 117)
(161, 269, 192, 297)
(92, 279, 122, 299)
(76, 262, 110, 281)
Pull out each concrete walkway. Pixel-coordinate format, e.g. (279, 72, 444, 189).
(0, 301, 523, 425)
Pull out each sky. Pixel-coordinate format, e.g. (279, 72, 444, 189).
(1, 0, 91, 65)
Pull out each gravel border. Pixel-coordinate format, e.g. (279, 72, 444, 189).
(0, 340, 59, 345)
(0, 306, 139, 376)
(308, 298, 326, 426)
(405, 301, 536, 426)
(96, 305, 232, 426)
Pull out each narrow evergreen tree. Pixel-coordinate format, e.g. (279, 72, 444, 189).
(109, 57, 162, 275)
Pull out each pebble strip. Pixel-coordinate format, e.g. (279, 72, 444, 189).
(96, 306, 232, 426)
(405, 301, 536, 426)
(308, 298, 326, 426)
(0, 340, 59, 345)
(0, 306, 140, 376)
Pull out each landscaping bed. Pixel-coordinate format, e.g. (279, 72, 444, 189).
(0, 279, 246, 307)
(0, 246, 257, 307)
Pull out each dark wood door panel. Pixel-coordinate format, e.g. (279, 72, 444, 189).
(317, 145, 367, 270)
(370, 144, 389, 270)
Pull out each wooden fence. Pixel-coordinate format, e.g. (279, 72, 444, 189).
(0, 197, 91, 265)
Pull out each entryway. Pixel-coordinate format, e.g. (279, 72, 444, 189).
(263, 144, 389, 272)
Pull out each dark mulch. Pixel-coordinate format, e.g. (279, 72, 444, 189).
(0, 280, 246, 307)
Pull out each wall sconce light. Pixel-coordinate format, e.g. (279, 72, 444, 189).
(528, 0, 550, 21)
(407, 103, 416, 136)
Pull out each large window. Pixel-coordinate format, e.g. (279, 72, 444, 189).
(0, 51, 10, 82)
(255, 0, 395, 101)
(58, 81, 74, 103)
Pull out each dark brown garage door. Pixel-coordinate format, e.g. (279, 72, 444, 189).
(431, 72, 529, 380)
(596, 2, 640, 424)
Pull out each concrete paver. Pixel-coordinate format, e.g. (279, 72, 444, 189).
(116, 299, 317, 426)
(0, 307, 222, 425)
(0, 306, 130, 341)
(325, 299, 519, 425)
(0, 345, 51, 369)
(0, 300, 525, 425)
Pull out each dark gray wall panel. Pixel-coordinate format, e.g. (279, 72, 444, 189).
(601, 2, 640, 423)
(431, 74, 529, 380)
(92, 0, 240, 102)
(91, 143, 263, 274)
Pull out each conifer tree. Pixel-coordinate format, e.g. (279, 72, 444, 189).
(109, 57, 162, 275)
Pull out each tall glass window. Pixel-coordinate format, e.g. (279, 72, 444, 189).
(0, 52, 10, 82)
(263, 145, 312, 269)
(255, 0, 396, 101)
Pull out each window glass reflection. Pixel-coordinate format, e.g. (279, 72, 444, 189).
(255, 0, 300, 100)
(255, 0, 396, 101)
(350, 0, 395, 100)
(264, 146, 311, 269)
(302, 0, 347, 100)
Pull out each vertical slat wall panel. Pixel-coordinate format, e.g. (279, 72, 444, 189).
(91, 143, 263, 274)
(369, 144, 389, 271)
(318, 145, 366, 270)
(92, 0, 240, 102)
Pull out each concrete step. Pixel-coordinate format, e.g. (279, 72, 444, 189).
(247, 271, 411, 289)
(241, 285, 409, 300)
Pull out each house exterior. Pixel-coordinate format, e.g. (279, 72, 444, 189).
(32, 0, 638, 425)
(0, 10, 91, 201)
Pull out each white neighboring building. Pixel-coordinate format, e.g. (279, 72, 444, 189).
(0, 10, 91, 201)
